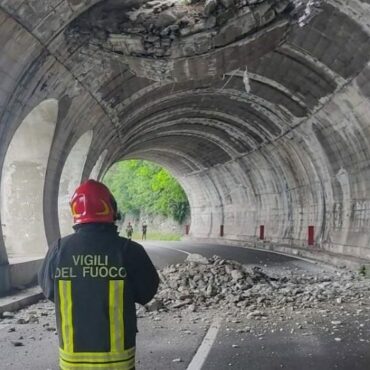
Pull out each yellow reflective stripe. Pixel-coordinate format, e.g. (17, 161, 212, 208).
(109, 281, 116, 352)
(59, 280, 66, 349)
(109, 280, 125, 352)
(59, 356, 135, 370)
(59, 347, 135, 362)
(59, 280, 74, 352)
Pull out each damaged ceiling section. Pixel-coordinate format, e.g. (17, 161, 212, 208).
(65, 0, 297, 80)
(0, 0, 370, 267)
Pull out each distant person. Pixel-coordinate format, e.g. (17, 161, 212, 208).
(142, 222, 147, 240)
(126, 221, 133, 239)
(38, 179, 159, 370)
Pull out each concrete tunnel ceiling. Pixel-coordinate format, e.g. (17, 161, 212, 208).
(0, 0, 370, 268)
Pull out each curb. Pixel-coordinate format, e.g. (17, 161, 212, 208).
(0, 287, 44, 315)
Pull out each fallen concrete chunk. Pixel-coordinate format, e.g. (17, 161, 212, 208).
(146, 299, 163, 312)
(186, 253, 210, 265)
(2, 311, 15, 318)
(16, 318, 29, 324)
(204, 0, 218, 16)
(247, 310, 265, 319)
(231, 270, 244, 282)
(331, 320, 342, 325)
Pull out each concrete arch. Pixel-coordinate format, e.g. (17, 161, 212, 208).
(1, 99, 58, 258)
(58, 131, 93, 237)
(0, 0, 370, 285)
(125, 148, 205, 173)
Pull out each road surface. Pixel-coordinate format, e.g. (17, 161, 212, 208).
(0, 241, 369, 370)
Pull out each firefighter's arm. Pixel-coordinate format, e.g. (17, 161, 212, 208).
(38, 240, 59, 302)
(129, 244, 159, 305)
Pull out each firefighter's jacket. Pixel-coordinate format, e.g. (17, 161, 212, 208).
(38, 223, 159, 370)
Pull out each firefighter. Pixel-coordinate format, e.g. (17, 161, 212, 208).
(141, 222, 147, 240)
(126, 222, 133, 239)
(38, 179, 159, 370)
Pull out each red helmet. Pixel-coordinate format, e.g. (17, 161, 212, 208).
(70, 180, 118, 224)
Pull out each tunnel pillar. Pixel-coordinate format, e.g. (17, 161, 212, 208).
(0, 242, 10, 296)
(0, 264, 10, 297)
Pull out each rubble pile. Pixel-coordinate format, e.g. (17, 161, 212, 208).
(147, 254, 370, 313)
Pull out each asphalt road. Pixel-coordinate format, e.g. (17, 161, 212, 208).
(0, 241, 369, 370)
(142, 240, 324, 271)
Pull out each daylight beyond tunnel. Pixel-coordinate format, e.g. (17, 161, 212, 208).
(0, 0, 369, 278)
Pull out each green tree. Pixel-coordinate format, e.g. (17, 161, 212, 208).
(103, 160, 189, 223)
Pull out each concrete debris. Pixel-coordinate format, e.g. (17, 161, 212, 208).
(220, 0, 235, 8)
(16, 318, 29, 325)
(2, 311, 15, 318)
(331, 320, 342, 325)
(247, 310, 265, 319)
(145, 254, 370, 314)
(146, 299, 163, 312)
(186, 253, 210, 264)
(172, 358, 183, 362)
(204, 0, 218, 16)
(29, 314, 39, 324)
(291, 0, 322, 27)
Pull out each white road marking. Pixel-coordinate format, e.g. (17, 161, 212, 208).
(186, 316, 223, 370)
(150, 244, 192, 256)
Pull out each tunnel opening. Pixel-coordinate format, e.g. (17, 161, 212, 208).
(103, 159, 190, 240)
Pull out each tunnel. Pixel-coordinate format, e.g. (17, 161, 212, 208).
(0, 0, 370, 297)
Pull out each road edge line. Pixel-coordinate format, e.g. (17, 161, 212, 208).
(186, 316, 223, 370)
(152, 244, 192, 256)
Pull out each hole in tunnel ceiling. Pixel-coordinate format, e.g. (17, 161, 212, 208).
(64, 0, 303, 81)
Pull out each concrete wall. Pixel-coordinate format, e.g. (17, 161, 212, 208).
(186, 69, 370, 264)
(8, 258, 43, 290)
(0, 264, 10, 296)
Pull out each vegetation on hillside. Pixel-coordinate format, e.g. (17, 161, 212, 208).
(103, 160, 189, 223)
